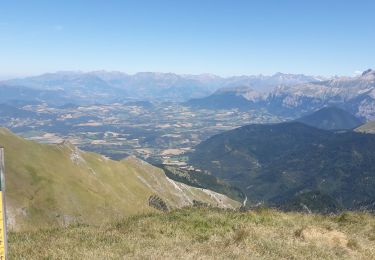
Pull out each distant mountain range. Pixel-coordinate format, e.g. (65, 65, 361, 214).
(189, 118, 375, 212)
(2, 69, 375, 120)
(0, 128, 239, 230)
(187, 69, 375, 120)
(0, 71, 323, 105)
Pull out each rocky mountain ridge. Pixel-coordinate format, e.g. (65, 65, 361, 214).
(187, 69, 375, 120)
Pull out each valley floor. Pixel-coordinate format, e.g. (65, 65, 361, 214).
(9, 208, 375, 259)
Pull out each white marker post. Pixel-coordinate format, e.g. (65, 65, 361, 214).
(0, 148, 7, 260)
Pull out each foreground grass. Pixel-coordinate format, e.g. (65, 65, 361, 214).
(9, 208, 375, 259)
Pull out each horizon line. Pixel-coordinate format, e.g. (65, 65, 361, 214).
(2, 69, 371, 81)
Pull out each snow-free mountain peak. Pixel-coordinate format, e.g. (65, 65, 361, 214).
(295, 106, 363, 130)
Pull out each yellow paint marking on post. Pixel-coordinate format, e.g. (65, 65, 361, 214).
(0, 192, 5, 260)
(0, 148, 7, 260)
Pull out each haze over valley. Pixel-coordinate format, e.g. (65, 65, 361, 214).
(2, 1, 375, 259)
(1, 69, 375, 211)
(1, 70, 374, 162)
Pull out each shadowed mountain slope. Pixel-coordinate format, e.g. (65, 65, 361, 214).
(295, 107, 363, 130)
(189, 122, 375, 212)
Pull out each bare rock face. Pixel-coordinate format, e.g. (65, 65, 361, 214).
(265, 69, 375, 120)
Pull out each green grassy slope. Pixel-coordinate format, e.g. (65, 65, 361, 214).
(9, 208, 375, 259)
(0, 128, 240, 231)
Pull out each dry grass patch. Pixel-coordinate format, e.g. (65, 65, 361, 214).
(296, 226, 349, 248)
(9, 208, 375, 259)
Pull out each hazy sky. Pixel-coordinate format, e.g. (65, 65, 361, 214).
(0, 0, 374, 78)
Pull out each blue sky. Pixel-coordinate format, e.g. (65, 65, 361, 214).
(0, 0, 374, 78)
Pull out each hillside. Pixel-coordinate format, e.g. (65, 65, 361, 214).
(295, 107, 363, 130)
(9, 207, 375, 259)
(0, 84, 69, 106)
(0, 104, 37, 118)
(160, 165, 245, 203)
(189, 122, 375, 212)
(356, 121, 375, 134)
(186, 86, 261, 110)
(0, 128, 239, 231)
